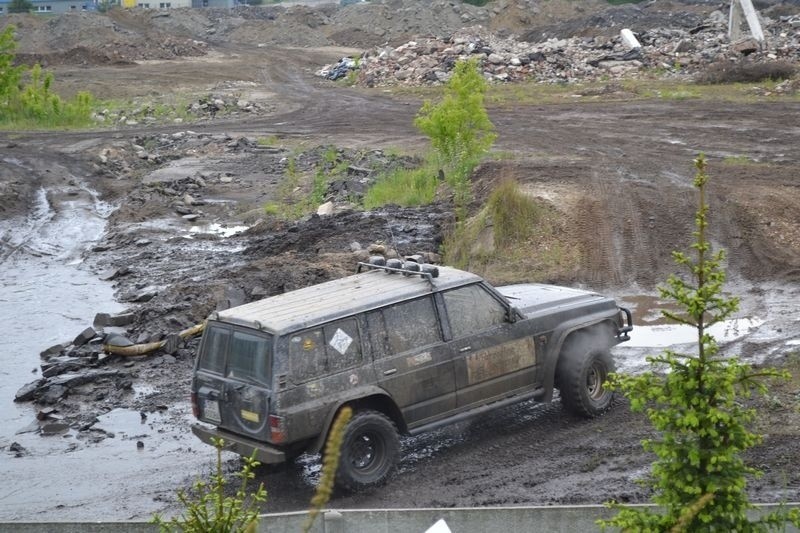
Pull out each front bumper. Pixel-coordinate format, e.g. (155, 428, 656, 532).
(191, 423, 286, 464)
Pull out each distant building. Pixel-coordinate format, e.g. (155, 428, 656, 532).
(0, 0, 100, 14)
(191, 0, 236, 7)
(0, 0, 190, 13)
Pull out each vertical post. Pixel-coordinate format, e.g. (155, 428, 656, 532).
(728, 0, 765, 43)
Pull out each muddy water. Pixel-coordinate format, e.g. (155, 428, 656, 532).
(0, 180, 206, 521)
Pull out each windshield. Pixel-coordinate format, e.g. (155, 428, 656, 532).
(198, 323, 272, 386)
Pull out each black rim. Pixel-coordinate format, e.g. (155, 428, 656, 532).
(350, 430, 384, 473)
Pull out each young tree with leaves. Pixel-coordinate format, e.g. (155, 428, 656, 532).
(414, 58, 496, 208)
(600, 155, 798, 531)
(0, 26, 24, 112)
(0, 26, 93, 128)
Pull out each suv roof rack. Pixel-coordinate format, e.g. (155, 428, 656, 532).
(357, 256, 439, 284)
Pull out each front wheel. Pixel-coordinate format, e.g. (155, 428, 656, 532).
(556, 342, 615, 418)
(335, 410, 400, 492)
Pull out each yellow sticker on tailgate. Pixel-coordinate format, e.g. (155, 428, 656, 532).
(240, 410, 260, 423)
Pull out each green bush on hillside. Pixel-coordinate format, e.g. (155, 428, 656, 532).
(0, 26, 94, 129)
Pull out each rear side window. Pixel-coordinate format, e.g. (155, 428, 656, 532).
(198, 324, 272, 386)
(289, 318, 362, 382)
(443, 284, 508, 339)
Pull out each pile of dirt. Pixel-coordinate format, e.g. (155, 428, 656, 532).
(3, 12, 207, 66)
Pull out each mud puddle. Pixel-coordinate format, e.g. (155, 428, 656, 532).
(0, 181, 208, 521)
(613, 292, 800, 373)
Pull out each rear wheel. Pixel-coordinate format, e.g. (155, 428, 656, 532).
(335, 410, 400, 492)
(556, 339, 615, 418)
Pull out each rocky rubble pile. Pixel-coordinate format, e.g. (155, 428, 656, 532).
(321, 13, 800, 86)
(92, 91, 272, 127)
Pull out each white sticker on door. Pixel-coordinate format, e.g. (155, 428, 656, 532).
(329, 328, 353, 355)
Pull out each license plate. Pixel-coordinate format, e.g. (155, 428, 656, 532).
(204, 399, 221, 423)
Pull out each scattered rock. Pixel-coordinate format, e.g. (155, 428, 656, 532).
(40, 344, 65, 358)
(40, 422, 70, 435)
(8, 442, 28, 457)
(317, 201, 335, 216)
(73, 327, 98, 348)
(15, 380, 44, 402)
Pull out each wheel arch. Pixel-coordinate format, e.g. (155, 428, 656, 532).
(309, 391, 405, 455)
(540, 317, 618, 403)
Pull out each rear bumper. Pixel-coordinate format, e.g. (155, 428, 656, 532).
(191, 423, 286, 464)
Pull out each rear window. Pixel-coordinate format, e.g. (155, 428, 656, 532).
(198, 324, 272, 386)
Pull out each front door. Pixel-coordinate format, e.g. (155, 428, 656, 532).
(442, 284, 539, 408)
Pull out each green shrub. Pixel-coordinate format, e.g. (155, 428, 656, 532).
(0, 26, 94, 129)
(152, 437, 266, 532)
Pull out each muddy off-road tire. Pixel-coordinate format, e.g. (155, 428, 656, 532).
(556, 341, 615, 418)
(335, 410, 400, 492)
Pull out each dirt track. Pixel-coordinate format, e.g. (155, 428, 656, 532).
(1, 3, 800, 520)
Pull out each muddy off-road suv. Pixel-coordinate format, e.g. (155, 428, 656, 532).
(191, 259, 632, 490)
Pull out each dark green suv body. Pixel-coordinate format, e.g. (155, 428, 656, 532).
(191, 261, 632, 490)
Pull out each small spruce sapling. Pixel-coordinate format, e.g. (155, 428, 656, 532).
(599, 154, 799, 531)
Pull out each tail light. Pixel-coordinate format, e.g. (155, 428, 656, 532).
(191, 392, 199, 418)
(269, 415, 286, 444)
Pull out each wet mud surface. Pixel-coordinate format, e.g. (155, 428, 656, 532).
(1, 6, 800, 520)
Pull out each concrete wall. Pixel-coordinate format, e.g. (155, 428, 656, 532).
(2, 504, 799, 533)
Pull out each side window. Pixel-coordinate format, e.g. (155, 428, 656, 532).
(227, 330, 271, 385)
(382, 296, 441, 354)
(289, 329, 326, 382)
(199, 325, 229, 374)
(289, 318, 362, 381)
(325, 318, 362, 373)
(443, 284, 508, 339)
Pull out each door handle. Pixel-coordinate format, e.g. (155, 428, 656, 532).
(459, 346, 472, 353)
(383, 368, 397, 376)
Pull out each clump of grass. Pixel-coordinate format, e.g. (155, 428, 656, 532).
(263, 146, 354, 219)
(443, 179, 578, 283)
(657, 89, 699, 100)
(721, 154, 754, 165)
(487, 178, 541, 247)
(363, 163, 440, 209)
(697, 60, 796, 84)
(257, 135, 280, 147)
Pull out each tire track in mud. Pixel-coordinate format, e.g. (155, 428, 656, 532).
(262, 397, 653, 512)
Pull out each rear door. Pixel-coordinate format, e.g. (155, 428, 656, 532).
(442, 284, 539, 409)
(368, 295, 456, 426)
(194, 322, 273, 442)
